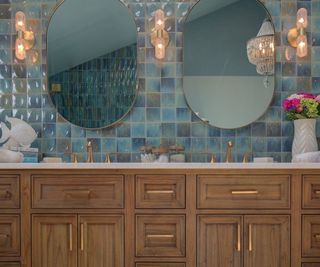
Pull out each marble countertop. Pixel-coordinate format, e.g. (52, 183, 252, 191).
(0, 162, 319, 169)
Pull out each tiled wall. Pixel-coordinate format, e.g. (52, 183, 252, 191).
(0, 0, 318, 162)
(49, 43, 137, 129)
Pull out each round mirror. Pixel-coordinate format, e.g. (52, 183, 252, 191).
(47, 0, 137, 129)
(183, 0, 275, 129)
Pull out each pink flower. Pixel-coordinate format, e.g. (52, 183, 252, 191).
(282, 99, 291, 110)
(316, 95, 320, 102)
(291, 98, 301, 108)
(301, 93, 315, 99)
(296, 106, 303, 113)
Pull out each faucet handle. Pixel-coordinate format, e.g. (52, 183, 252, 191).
(105, 153, 111, 163)
(210, 154, 216, 163)
(242, 152, 250, 163)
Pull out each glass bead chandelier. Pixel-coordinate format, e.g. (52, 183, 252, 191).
(247, 18, 275, 88)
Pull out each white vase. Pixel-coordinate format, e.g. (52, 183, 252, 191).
(292, 119, 318, 158)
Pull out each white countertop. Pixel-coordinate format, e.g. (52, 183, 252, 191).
(0, 162, 319, 169)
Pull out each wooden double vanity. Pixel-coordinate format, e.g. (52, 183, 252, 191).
(0, 163, 320, 267)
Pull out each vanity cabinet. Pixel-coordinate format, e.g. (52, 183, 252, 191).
(198, 215, 290, 267)
(1, 166, 320, 267)
(32, 214, 123, 267)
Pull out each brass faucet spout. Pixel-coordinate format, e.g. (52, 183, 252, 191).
(225, 141, 233, 163)
(87, 141, 94, 163)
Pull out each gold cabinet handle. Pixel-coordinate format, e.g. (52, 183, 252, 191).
(69, 224, 73, 251)
(315, 190, 320, 194)
(315, 234, 320, 240)
(232, 190, 258, 195)
(146, 190, 175, 194)
(80, 223, 84, 251)
(146, 234, 175, 238)
(237, 223, 241, 252)
(248, 224, 253, 252)
(0, 190, 11, 199)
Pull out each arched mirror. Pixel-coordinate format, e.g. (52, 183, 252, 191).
(183, 0, 275, 129)
(47, 0, 137, 129)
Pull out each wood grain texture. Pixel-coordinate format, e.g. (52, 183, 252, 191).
(303, 175, 320, 209)
(136, 263, 185, 267)
(0, 263, 20, 267)
(197, 175, 290, 209)
(135, 175, 186, 209)
(0, 215, 20, 257)
(32, 175, 124, 209)
(198, 215, 242, 267)
(244, 215, 290, 267)
(0, 175, 20, 209)
(79, 215, 124, 267)
(32, 215, 77, 267)
(136, 214, 186, 257)
(302, 215, 320, 257)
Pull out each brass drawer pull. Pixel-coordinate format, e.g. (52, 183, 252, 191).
(0, 233, 8, 240)
(0, 190, 11, 199)
(146, 234, 175, 238)
(64, 190, 91, 200)
(232, 190, 258, 195)
(69, 224, 73, 251)
(237, 223, 241, 252)
(80, 223, 84, 251)
(248, 224, 253, 252)
(146, 190, 175, 194)
(314, 234, 320, 240)
(314, 190, 320, 194)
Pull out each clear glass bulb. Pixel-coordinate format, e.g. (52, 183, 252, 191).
(296, 34, 308, 58)
(15, 38, 26, 60)
(15, 11, 26, 32)
(155, 9, 165, 30)
(155, 38, 165, 59)
(297, 8, 308, 29)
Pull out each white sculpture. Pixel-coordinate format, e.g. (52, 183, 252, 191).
(0, 117, 37, 163)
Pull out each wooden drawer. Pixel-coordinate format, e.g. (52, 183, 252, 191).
(0, 175, 20, 209)
(0, 215, 20, 257)
(303, 176, 320, 208)
(136, 175, 185, 209)
(302, 264, 320, 267)
(302, 215, 320, 257)
(136, 263, 185, 267)
(197, 175, 290, 209)
(32, 175, 124, 209)
(0, 263, 20, 267)
(136, 215, 186, 257)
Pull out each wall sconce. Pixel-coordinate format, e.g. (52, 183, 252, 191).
(151, 9, 169, 60)
(15, 11, 35, 61)
(287, 8, 308, 58)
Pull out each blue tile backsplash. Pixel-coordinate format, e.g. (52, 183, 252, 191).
(0, 0, 319, 162)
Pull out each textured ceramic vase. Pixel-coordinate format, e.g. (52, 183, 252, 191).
(292, 119, 318, 158)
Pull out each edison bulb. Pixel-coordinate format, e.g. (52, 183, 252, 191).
(15, 11, 26, 31)
(297, 8, 308, 29)
(155, 38, 165, 59)
(296, 34, 308, 58)
(15, 38, 26, 60)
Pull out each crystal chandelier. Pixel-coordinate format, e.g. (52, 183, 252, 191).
(247, 18, 275, 87)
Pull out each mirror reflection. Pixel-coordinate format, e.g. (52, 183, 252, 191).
(47, 0, 137, 129)
(184, 0, 275, 129)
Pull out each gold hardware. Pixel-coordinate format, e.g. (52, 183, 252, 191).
(151, 29, 169, 48)
(72, 153, 78, 163)
(64, 190, 91, 199)
(146, 190, 175, 194)
(80, 224, 84, 251)
(237, 223, 241, 252)
(69, 224, 73, 251)
(105, 153, 111, 163)
(86, 141, 94, 163)
(146, 234, 174, 238)
(225, 141, 233, 163)
(242, 152, 250, 163)
(315, 234, 320, 240)
(0, 190, 11, 199)
(231, 190, 258, 195)
(315, 190, 320, 195)
(210, 154, 216, 163)
(287, 28, 300, 48)
(249, 224, 253, 252)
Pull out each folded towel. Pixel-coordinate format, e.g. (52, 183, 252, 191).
(292, 151, 320, 163)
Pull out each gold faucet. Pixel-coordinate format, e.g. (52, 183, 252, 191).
(225, 141, 233, 163)
(105, 153, 111, 163)
(86, 141, 94, 163)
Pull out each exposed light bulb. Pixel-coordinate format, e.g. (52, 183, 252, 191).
(15, 11, 26, 32)
(155, 9, 165, 30)
(297, 8, 308, 29)
(15, 38, 26, 60)
(155, 38, 165, 59)
(296, 34, 308, 58)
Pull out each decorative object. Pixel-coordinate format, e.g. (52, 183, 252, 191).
(15, 11, 36, 61)
(0, 117, 37, 163)
(292, 151, 320, 163)
(247, 18, 275, 87)
(282, 93, 320, 158)
(151, 9, 169, 60)
(169, 145, 185, 163)
(140, 146, 156, 163)
(287, 8, 308, 58)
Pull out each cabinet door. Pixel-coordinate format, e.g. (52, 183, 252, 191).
(79, 215, 124, 267)
(32, 215, 77, 267)
(244, 215, 290, 267)
(198, 216, 242, 267)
